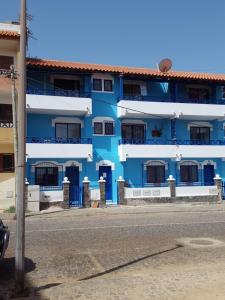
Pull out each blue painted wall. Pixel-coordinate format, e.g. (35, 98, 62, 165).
(26, 68, 225, 203)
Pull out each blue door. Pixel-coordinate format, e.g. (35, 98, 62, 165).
(99, 166, 112, 200)
(204, 165, 215, 186)
(65, 166, 81, 207)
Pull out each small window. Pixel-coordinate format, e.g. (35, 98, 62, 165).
(105, 122, 114, 135)
(104, 80, 113, 92)
(0, 154, 14, 172)
(93, 79, 102, 91)
(190, 127, 210, 143)
(93, 120, 114, 135)
(0, 55, 13, 70)
(180, 165, 198, 182)
(94, 122, 103, 134)
(55, 123, 81, 140)
(35, 167, 58, 186)
(147, 165, 165, 184)
(0, 104, 12, 121)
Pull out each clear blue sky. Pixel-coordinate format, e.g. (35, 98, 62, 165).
(1, 0, 225, 73)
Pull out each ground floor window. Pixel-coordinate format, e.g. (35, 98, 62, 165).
(180, 165, 198, 182)
(147, 165, 165, 184)
(0, 154, 14, 172)
(35, 167, 58, 186)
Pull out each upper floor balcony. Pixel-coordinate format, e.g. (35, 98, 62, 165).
(26, 88, 92, 116)
(26, 136, 93, 160)
(118, 97, 225, 120)
(118, 138, 225, 161)
(117, 78, 225, 120)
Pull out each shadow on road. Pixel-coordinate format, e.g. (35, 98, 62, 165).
(0, 257, 35, 282)
(79, 245, 182, 281)
(0, 257, 61, 299)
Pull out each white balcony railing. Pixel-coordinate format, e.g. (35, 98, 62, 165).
(26, 94, 92, 115)
(119, 143, 225, 161)
(26, 141, 93, 160)
(118, 99, 225, 120)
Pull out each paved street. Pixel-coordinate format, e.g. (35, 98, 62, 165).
(1, 204, 225, 299)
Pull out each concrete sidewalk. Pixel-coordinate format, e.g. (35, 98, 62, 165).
(25, 202, 225, 219)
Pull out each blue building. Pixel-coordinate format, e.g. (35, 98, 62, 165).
(26, 58, 225, 206)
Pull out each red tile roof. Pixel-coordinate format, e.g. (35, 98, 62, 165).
(0, 30, 20, 39)
(27, 58, 225, 82)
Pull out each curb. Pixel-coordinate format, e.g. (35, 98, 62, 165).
(22, 202, 225, 219)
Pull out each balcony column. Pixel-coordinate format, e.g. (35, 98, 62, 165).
(167, 174, 176, 200)
(171, 118, 177, 140)
(119, 74, 124, 100)
(214, 174, 222, 203)
(82, 176, 91, 208)
(98, 176, 106, 207)
(61, 177, 70, 209)
(117, 176, 126, 205)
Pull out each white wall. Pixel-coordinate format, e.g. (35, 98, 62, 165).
(27, 143, 93, 159)
(124, 187, 170, 198)
(118, 100, 225, 120)
(40, 190, 63, 202)
(26, 94, 92, 116)
(176, 186, 218, 197)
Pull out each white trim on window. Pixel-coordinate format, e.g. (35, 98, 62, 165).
(124, 80, 147, 96)
(92, 73, 114, 93)
(96, 160, 115, 171)
(187, 122, 213, 131)
(92, 117, 115, 136)
(144, 160, 168, 170)
(177, 160, 201, 170)
(50, 74, 82, 83)
(122, 119, 147, 128)
(202, 160, 217, 169)
(63, 160, 82, 172)
(31, 161, 61, 172)
(52, 117, 84, 128)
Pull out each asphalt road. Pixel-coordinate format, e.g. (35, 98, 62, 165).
(1, 206, 225, 299)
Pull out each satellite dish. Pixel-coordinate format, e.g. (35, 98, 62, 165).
(158, 58, 172, 73)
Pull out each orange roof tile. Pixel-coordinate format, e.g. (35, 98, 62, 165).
(27, 58, 225, 82)
(0, 30, 20, 39)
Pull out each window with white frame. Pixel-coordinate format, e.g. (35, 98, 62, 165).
(93, 119, 114, 135)
(92, 77, 113, 92)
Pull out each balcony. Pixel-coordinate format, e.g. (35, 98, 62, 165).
(0, 120, 13, 144)
(118, 139, 225, 161)
(117, 96, 225, 120)
(26, 137, 93, 160)
(26, 88, 92, 116)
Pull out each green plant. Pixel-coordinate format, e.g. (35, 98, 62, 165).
(4, 205, 16, 213)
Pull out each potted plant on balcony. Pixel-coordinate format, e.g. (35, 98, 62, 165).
(152, 127, 162, 137)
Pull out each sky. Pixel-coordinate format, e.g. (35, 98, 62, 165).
(1, 0, 225, 73)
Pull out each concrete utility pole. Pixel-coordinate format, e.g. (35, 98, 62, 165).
(11, 65, 18, 202)
(15, 0, 27, 293)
